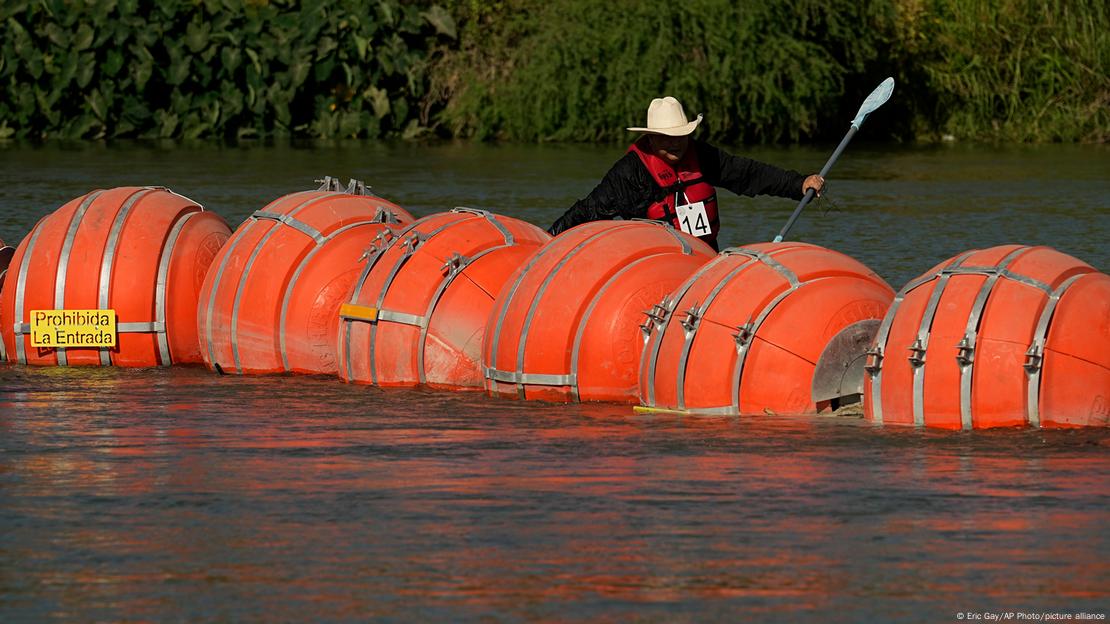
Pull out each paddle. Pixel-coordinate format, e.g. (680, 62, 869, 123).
(772, 77, 895, 243)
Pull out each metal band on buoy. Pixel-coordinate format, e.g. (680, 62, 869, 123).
(909, 264, 968, 426)
(955, 247, 1034, 429)
(253, 211, 326, 245)
(97, 188, 158, 366)
(569, 255, 659, 403)
(279, 221, 369, 371)
(12, 215, 53, 364)
(48, 191, 105, 365)
(727, 248, 802, 414)
(865, 253, 969, 424)
(416, 249, 484, 384)
(362, 228, 431, 384)
(512, 226, 610, 397)
(674, 252, 769, 410)
(340, 229, 398, 381)
(203, 191, 317, 369)
(485, 224, 611, 397)
(154, 210, 200, 365)
(228, 193, 331, 373)
(340, 209, 518, 385)
(638, 249, 731, 407)
(1024, 273, 1087, 428)
(553, 222, 700, 400)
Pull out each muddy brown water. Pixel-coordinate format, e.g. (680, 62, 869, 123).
(1, 141, 1107, 622)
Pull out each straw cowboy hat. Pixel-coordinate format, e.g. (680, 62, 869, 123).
(627, 96, 703, 136)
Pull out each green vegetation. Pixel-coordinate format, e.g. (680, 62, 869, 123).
(909, 0, 1109, 142)
(0, 0, 456, 140)
(433, 0, 889, 143)
(1, 0, 1106, 142)
(433, 0, 1109, 143)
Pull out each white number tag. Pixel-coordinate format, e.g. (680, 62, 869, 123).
(675, 201, 711, 237)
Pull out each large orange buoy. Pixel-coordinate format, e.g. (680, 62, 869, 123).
(197, 178, 414, 375)
(638, 242, 895, 415)
(863, 245, 1108, 429)
(0, 187, 231, 366)
(338, 209, 550, 388)
(483, 220, 715, 403)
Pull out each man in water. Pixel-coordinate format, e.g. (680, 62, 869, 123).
(548, 96, 825, 251)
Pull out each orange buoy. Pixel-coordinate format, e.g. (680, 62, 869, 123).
(638, 242, 895, 415)
(483, 220, 715, 403)
(1037, 272, 1110, 427)
(0, 187, 231, 366)
(338, 209, 550, 388)
(863, 245, 1107, 429)
(197, 178, 413, 375)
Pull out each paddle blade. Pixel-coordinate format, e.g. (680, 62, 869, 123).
(851, 77, 894, 129)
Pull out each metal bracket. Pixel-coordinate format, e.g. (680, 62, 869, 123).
(733, 321, 755, 353)
(316, 176, 343, 192)
(314, 176, 377, 197)
(955, 335, 975, 367)
(907, 338, 926, 367)
(346, 179, 373, 195)
(362, 229, 395, 260)
(484, 367, 576, 387)
(452, 207, 491, 217)
(680, 305, 701, 334)
(400, 232, 425, 256)
(373, 206, 401, 224)
(1023, 344, 1043, 374)
(639, 301, 671, 338)
(440, 252, 471, 277)
(864, 345, 884, 374)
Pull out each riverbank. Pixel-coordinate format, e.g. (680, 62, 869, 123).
(1, 0, 1106, 143)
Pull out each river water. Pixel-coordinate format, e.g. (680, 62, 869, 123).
(1, 141, 1108, 622)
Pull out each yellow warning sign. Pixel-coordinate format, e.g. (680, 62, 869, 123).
(30, 309, 116, 348)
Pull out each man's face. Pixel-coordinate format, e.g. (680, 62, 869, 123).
(648, 134, 690, 164)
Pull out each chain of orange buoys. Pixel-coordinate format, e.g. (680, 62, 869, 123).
(0, 180, 1107, 430)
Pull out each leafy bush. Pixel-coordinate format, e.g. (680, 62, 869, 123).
(2, 0, 1105, 142)
(0, 0, 457, 140)
(431, 0, 890, 143)
(431, 0, 1108, 143)
(908, 0, 1109, 142)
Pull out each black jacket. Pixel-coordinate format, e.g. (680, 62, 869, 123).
(549, 140, 806, 241)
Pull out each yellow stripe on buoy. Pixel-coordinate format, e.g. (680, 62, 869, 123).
(632, 405, 693, 416)
(339, 303, 379, 322)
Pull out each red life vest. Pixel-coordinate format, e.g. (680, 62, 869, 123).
(628, 137, 719, 246)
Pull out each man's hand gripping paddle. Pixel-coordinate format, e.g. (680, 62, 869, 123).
(772, 77, 895, 243)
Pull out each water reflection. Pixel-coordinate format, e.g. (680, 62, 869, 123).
(2, 366, 1107, 620)
(0, 139, 1108, 620)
